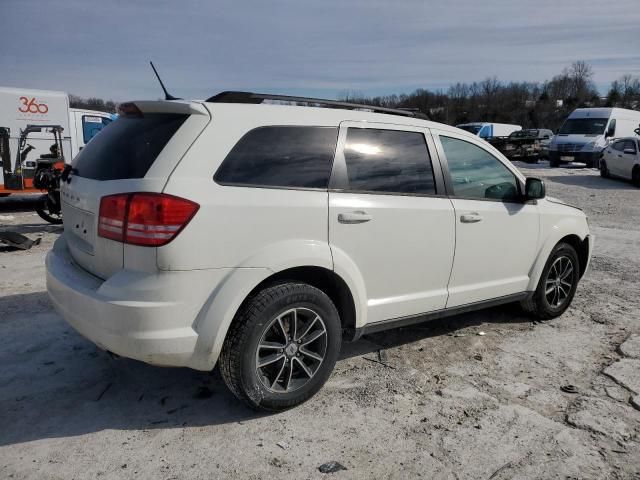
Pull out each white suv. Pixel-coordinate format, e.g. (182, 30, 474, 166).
(46, 92, 593, 411)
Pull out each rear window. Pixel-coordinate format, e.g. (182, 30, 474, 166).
(72, 114, 188, 180)
(214, 126, 338, 189)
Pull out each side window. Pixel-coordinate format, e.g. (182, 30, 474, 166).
(440, 136, 520, 201)
(625, 140, 637, 153)
(342, 128, 436, 195)
(214, 126, 338, 189)
(478, 125, 490, 138)
(612, 140, 625, 152)
(82, 115, 111, 144)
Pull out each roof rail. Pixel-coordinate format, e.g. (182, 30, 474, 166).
(205, 91, 429, 120)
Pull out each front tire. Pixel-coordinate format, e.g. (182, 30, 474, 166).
(520, 243, 580, 320)
(219, 282, 342, 411)
(550, 159, 559, 168)
(600, 160, 609, 178)
(632, 167, 640, 188)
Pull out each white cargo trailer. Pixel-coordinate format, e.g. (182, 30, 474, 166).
(0, 86, 113, 166)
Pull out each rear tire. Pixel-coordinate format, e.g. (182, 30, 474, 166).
(550, 159, 559, 168)
(219, 282, 342, 411)
(35, 194, 63, 224)
(520, 243, 580, 320)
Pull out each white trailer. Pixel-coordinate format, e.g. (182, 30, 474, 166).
(0, 86, 113, 167)
(456, 122, 522, 139)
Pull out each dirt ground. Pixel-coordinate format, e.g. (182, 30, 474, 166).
(1, 162, 639, 480)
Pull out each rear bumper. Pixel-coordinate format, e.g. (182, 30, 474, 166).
(46, 237, 225, 370)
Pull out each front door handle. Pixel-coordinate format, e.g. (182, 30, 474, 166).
(338, 211, 372, 224)
(460, 213, 483, 223)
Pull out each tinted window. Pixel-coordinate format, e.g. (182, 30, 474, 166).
(342, 128, 435, 194)
(440, 136, 519, 201)
(73, 114, 187, 180)
(214, 126, 338, 189)
(612, 140, 626, 152)
(624, 140, 637, 153)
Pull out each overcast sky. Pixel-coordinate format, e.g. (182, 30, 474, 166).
(2, 0, 639, 101)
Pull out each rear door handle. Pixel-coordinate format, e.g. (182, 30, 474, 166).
(460, 213, 483, 223)
(338, 211, 372, 224)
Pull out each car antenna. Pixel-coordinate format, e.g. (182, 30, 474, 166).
(150, 61, 181, 100)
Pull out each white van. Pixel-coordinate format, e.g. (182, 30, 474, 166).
(0, 87, 114, 166)
(456, 122, 521, 139)
(548, 107, 640, 168)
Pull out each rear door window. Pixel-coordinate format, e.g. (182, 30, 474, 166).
(340, 128, 436, 195)
(214, 126, 338, 189)
(73, 114, 188, 180)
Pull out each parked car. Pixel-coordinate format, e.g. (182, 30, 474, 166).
(548, 107, 640, 168)
(46, 92, 593, 411)
(600, 137, 640, 186)
(455, 122, 521, 139)
(487, 128, 554, 163)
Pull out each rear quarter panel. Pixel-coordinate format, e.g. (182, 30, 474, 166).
(158, 104, 337, 272)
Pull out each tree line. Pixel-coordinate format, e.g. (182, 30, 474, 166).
(338, 61, 640, 130)
(68, 95, 118, 114)
(69, 61, 640, 130)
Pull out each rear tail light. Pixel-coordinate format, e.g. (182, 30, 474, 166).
(98, 193, 199, 246)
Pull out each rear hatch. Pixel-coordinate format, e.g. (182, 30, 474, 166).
(61, 101, 210, 279)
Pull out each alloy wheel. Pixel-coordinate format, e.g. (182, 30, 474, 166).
(545, 256, 574, 308)
(255, 307, 328, 393)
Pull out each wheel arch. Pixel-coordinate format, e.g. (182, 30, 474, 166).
(245, 266, 359, 341)
(193, 263, 362, 370)
(557, 234, 590, 279)
(527, 212, 591, 291)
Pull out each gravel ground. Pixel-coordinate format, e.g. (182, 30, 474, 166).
(1, 162, 639, 479)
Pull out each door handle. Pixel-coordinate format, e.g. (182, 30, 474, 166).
(338, 211, 372, 224)
(460, 213, 483, 223)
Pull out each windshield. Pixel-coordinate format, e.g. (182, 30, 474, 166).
(509, 130, 538, 138)
(559, 118, 608, 135)
(457, 125, 482, 134)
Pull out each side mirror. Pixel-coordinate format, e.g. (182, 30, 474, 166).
(624, 148, 636, 155)
(525, 177, 545, 200)
(605, 123, 616, 138)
